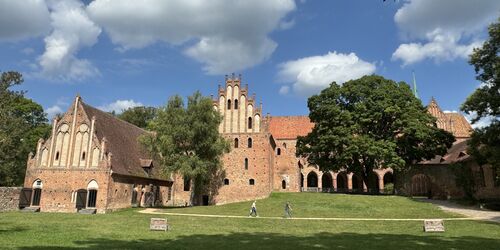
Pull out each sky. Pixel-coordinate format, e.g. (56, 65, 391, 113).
(0, 0, 499, 126)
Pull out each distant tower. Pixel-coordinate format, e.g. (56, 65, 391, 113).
(412, 70, 419, 99)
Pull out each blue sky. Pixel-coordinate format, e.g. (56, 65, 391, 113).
(1, 0, 498, 122)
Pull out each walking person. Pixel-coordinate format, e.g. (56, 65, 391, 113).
(284, 201, 292, 218)
(249, 200, 258, 217)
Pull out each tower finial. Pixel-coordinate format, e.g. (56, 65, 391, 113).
(412, 70, 419, 99)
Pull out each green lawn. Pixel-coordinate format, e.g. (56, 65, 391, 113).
(165, 192, 461, 218)
(1, 193, 499, 250)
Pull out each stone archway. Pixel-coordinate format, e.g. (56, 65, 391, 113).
(322, 172, 333, 191)
(336, 172, 348, 191)
(383, 171, 394, 194)
(351, 174, 361, 192)
(368, 171, 380, 193)
(307, 172, 318, 188)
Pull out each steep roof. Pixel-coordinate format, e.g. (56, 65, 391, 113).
(427, 98, 472, 138)
(420, 140, 471, 165)
(80, 102, 161, 179)
(268, 116, 314, 139)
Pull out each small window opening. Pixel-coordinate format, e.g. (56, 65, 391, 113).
(249, 179, 255, 185)
(227, 100, 231, 110)
(277, 148, 281, 155)
(55, 151, 60, 160)
(244, 158, 248, 170)
(224, 179, 229, 185)
(81, 152, 86, 161)
(248, 138, 252, 148)
(234, 99, 238, 109)
(234, 138, 239, 148)
(248, 117, 252, 129)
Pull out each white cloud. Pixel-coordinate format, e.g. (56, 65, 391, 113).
(279, 86, 290, 95)
(392, 31, 483, 66)
(38, 0, 101, 81)
(21, 48, 35, 55)
(98, 100, 143, 114)
(0, 0, 50, 41)
(46, 105, 64, 120)
(87, 0, 296, 74)
(443, 110, 458, 114)
(464, 112, 497, 129)
(277, 51, 376, 96)
(392, 0, 500, 66)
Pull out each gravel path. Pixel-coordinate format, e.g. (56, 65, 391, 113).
(418, 198, 500, 223)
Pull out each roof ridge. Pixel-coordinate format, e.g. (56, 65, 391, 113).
(80, 101, 149, 133)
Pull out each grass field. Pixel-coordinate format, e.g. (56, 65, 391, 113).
(1, 193, 499, 250)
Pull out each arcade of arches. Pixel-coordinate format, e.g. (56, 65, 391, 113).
(301, 167, 394, 193)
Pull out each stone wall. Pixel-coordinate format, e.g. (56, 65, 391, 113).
(0, 187, 22, 212)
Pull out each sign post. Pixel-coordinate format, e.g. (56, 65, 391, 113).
(150, 218, 168, 232)
(423, 219, 445, 232)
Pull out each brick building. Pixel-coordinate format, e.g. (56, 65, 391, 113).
(21, 75, 499, 212)
(21, 96, 172, 213)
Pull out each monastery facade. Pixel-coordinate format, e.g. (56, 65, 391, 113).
(20, 75, 499, 213)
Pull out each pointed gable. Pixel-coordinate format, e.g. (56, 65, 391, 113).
(427, 98, 472, 139)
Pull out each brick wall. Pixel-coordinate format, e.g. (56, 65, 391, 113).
(0, 187, 22, 212)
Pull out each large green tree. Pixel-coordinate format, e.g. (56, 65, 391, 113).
(296, 75, 455, 188)
(141, 91, 229, 205)
(118, 106, 157, 129)
(0, 71, 50, 186)
(461, 18, 500, 184)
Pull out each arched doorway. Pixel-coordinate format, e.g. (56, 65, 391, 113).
(351, 174, 361, 192)
(322, 172, 333, 191)
(411, 174, 430, 197)
(87, 180, 98, 208)
(307, 172, 318, 188)
(337, 172, 348, 192)
(368, 171, 380, 193)
(31, 180, 42, 206)
(383, 172, 394, 194)
(282, 180, 286, 189)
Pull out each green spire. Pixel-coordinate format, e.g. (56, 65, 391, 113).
(412, 70, 419, 99)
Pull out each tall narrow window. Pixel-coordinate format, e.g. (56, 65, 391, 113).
(81, 152, 86, 161)
(227, 100, 231, 110)
(244, 158, 248, 170)
(234, 99, 238, 109)
(234, 138, 239, 148)
(55, 151, 60, 161)
(248, 117, 252, 129)
(183, 177, 191, 191)
(277, 148, 281, 155)
(248, 138, 252, 148)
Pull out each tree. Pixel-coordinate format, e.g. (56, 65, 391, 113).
(296, 75, 455, 189)
(0, 71, 50, 186)
(118, 106, 157, 129)
(140, 91, 229, 205)
(461, 18, 500, 184)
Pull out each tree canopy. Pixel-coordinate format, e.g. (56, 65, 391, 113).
(296, 75, 455, 187)
(118, 106, 157, 129)
(461, 18, 500, 183)
(140, 91, 229, 205)
(0, 71, 50, 186)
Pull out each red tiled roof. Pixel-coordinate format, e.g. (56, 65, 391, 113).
(420, 140, 471, 164)
(268, 116, 314, 139)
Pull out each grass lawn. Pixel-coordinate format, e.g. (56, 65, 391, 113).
(1, 193, 499, 250)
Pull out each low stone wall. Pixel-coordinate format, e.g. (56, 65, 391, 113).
(0, 187, 22, 212)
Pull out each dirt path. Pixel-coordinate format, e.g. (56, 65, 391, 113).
(418, 199, 500, 223)
(139, 208, 485, 221)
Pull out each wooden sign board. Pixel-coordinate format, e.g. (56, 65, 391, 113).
(150, 218, 168, 231)
(423, 219, 445, 232)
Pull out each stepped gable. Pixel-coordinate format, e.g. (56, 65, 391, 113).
(268, 116, 314, 139)
(420, 140, 470, 164)
(427, 98, 472, 139)
(81, 102, 156, 178)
